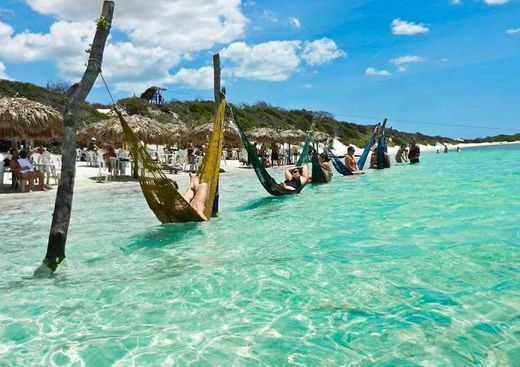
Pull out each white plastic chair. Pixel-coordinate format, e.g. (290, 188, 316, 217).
(87, 151, 97, 166)
(49, 156, 61, 185)
(96, 157, 111, 183)
(37, 152, 53, 185)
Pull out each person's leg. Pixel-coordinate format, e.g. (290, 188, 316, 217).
(37, 171, 45, 190)
(191, 182, 209, 220)
(183, 174, 198, 202)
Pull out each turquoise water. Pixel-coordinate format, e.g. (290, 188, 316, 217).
(1, 144, 519, 366)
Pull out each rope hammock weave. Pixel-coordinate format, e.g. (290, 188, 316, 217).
(114, 97, 226, 223)
(230, 107, 310, 196)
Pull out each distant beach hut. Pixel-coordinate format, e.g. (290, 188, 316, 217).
(247, 127, 281, 143)
(77, 115, 173, 146)
(192, 120, 240, 145)
(279, 129, 306, 144)
(310, 131, 332, 143)
(0, 97, 63, 140)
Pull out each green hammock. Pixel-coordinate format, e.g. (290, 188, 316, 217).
(230, 108, 310, 196)
(311, 151, 330, 184)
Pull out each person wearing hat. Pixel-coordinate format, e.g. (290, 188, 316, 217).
(88, 137, 98, 151)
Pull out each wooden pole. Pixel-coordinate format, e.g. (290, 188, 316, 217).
(35, 1, 115, 276)
(211, 53, 221, 216)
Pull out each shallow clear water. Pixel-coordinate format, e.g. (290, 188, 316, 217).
(1, 144, 519, 366)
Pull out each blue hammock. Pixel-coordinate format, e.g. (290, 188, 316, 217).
(326, 149, 352, 176)
(357, 118, 387, 169)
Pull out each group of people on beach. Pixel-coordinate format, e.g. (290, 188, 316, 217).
(4, 148, 49, 192)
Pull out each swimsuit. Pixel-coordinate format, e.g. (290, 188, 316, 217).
(284, 176, 301, 189)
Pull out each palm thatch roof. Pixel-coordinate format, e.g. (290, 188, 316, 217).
(192, 120, 241, 145)
(310, 131, 332, 143)
(247, 127, 281, 143)
(279, 129, 306, 143)
(0, 97, 63, 140)
(77, 115, 176, 145)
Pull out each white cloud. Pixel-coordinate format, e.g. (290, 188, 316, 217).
(221, 41, 301, 81)
(262, 9, 278, 22)
(506, 28, 520, 34)
(391, 19, 429, 36)
(365, 67, 392, 77)
(390, 55, 426, 72)
(0, 20, 93, 63)
(301, 38, 346, 66)
(170, 66, 214, 90)
(0, 61, 10, 79)
(483, 0, 509, 4)
(0, 0, 247, 92)
(25, 0, 247, 52)
(450, 0, 461, 4)
(289, 17, 301, 29)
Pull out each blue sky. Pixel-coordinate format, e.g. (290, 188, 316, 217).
(0, 0, 519, 138)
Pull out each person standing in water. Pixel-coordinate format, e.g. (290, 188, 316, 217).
(444, 144, 448, 153)
(409, 140, 421, 164)
(395, 144, 408, 163)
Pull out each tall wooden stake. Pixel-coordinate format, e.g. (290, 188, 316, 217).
(35, 1, 115, 276)
(211, 53, 221, 216)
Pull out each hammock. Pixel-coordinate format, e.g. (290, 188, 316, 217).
(310, 151, 330, 184)
(376, 132, 388, 169)
(115, 98, 226, 223)
(326, 149, 352, 176)
(231, 108, 310, 196)
(357, 118, 387, 170)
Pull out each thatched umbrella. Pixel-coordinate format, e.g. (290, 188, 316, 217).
(247, 127, 281, 143)
(77, 115, 173, 145)
(192, 119, 241, 145)
(310, 131, 331, 143)
(279, 129, 306, 144)
(0, 97, 63, 140)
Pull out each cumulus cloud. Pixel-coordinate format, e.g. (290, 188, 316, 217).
(391, 19, 429, 36)
(365, 67, 392, 77)
(25, 0, 247, 52)
(0, 0, 247, 92)
(170, 66, 214, 90)
(390, 55, 426, 72)
(1, 1, 344, 92)
(483, 0, 509, 4)
(301, 38, 346, 66)
(289, 17, 301, 29)
(0, 61, 10, 79)
(506, 28, 520, 34)
(220, 38, 346, 81)
(221, 41, 302, 81)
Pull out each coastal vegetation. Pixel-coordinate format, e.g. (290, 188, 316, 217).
(1, 79, 516, 147)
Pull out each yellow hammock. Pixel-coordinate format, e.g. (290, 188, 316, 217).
(114, 97, 226, 223)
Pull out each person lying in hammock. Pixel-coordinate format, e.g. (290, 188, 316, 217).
(280, 166, 309, 191)
(183, 173, 209, 220)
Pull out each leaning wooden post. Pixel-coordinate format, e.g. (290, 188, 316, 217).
(211, 53, 222, 216)
(35, 1, 115, 276)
